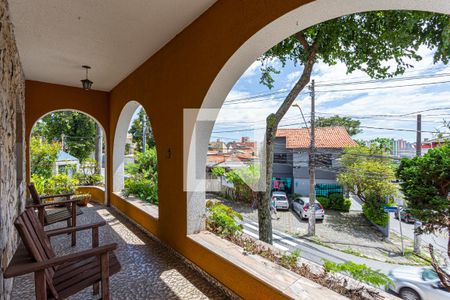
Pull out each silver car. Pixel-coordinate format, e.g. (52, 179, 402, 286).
(271, 191, 289, 210)
(388, 266, 450, 300)
(292, 197, 325, 220)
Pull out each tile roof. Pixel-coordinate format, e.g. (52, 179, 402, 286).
(276, 127, 358, 149)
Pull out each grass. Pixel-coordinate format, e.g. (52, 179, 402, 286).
(341, 248, 372, 259)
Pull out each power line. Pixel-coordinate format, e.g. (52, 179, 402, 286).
(315, 80, 450, 93)
(315, 72, 450, 87)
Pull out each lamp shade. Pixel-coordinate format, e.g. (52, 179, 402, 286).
(81, 78, 93, 90)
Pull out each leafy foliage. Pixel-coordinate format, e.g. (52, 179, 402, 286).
(75, 158, 103, 186)
(316, 116, 362, 136)
(255, 10, 449, 242)
(128, 107, 155, 151)
(211, 166, 226, 177)
(32, 111, 96, 162)
(338, 146, 397, 203)
(31, 173, 79, 196)
(323, 259, 393, 287)
(338, 146, 397, 226)
(206, 200, 243, 237)
(30, 137, 60, 179)
(123, 147, 158, 204)
(396, 144, 450, 238)
(123, 178, 158, 205)
(259, 11, 449, 88)
(362, 196, 393, 227)
(280, 250, 301, 269)
(223, 164, 261, 202)
(317, 193, 351, 212)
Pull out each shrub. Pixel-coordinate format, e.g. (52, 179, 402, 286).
(323, 259, 392, 287)
(280, 250, 301, 269)
(123, 147, 158, 204)
(75, 158, 103, 186)
(362, 196, 393, 226)
(123, 178, 158, 205)
(206, 200, 243, 237)
(329, 193, 352, 212)
(32, 173, 79, 196)
(316, 196, 330, 208)
(30, 137, 60, 179)
(317, 193, 351, 212)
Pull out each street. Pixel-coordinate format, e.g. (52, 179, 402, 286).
(389, 214, 448, 258)
(241, 218, 404, 275)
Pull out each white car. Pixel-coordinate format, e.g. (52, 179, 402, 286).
(292, 197, 325, 220)
(271, 192, 289, 210)
(388, 266, 450, 300)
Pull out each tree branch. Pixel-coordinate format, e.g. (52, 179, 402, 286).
(429, 244, 450, 292)
(295, 31, 310, 52)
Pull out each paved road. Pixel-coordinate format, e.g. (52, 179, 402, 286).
(389, 214, 448, 255)
(241, 218, 403, 274)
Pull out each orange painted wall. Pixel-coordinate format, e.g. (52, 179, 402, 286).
(25, 1, 313, 298)
(106, 0, 311, 298)
(25, 80, 110, 186)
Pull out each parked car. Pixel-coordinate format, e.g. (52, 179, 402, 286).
(388, 266, 450, 300)
(271, 191, 289, 210)
(394, 209, 417, 223)
(292, 197, 325, 220)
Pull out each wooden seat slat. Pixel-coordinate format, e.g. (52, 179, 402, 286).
(6, 208, 121, 299)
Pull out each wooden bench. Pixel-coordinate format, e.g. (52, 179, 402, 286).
(28, 183, 82, 246)
(4, 208, 121, 300)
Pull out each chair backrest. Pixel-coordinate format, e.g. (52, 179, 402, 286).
(28, 183, 42, 205)
(15, 208, 59, 297)
(28, 183, 48, 223)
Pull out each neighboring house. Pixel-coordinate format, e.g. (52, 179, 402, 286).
(209, 139, 228, 153)
(54, 150, 79, 176)
(415, 137, 447, 155)
(274, 127, 358, 195)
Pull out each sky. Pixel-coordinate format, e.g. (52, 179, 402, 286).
(211, 46, 450, 144)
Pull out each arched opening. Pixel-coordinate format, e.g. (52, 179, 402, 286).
(186, 0, 450, 271)
(113, 101, 158, 215)
(29, 109, 107, 204)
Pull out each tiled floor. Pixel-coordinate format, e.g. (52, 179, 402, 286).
(11, 204, 229, 300)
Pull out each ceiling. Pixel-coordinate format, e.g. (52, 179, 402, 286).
(9, 0, 216, 91)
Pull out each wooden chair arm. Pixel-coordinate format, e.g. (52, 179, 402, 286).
(4, 243, 117, 278)
(27, 198, 80, 208)
(39, 193, 74, 200)
(46, 221, 106, 237)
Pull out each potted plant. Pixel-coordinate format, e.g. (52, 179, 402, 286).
(73, 191, 92, 206)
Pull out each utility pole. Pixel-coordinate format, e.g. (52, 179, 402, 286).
(414, 114, 422, 254)
(142, 112, 147, 153)
(308, 79, 316, 236)
(95, 124, 102, 174)
(61, 133, 65, 150)
(416, 114, 422, 157)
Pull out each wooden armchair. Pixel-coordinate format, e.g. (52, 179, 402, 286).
(28, 183, 82, 246)
(4, 208, 121, 300)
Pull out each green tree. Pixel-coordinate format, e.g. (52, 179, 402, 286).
(338, 146, 397, 226)
(315, 115, 362, 136)
(256, 11, 449, 243)
(370, 137, 393, 154)
(32, 111, 96, 162)
(396, 144, 450, 289)
(30, 137, 60, 179)
(128, 108, 155, 151)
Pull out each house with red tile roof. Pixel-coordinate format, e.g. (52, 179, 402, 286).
(273, 127, 358, 195)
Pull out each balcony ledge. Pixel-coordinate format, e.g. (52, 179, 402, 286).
(189, 231, 347, 299)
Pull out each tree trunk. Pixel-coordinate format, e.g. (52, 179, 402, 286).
(258, 37, 319, 244)
(95, 124, 102, 174)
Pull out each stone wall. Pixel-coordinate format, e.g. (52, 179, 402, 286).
(0, 0, 26, 299)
